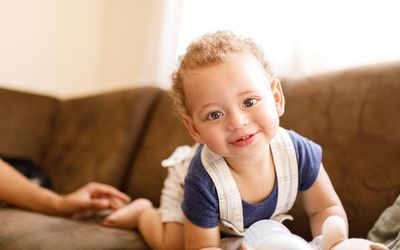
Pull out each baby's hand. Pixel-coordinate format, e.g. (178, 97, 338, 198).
(103, 198, 152, 229)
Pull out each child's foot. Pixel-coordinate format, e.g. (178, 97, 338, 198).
(102, 198, 152, 229)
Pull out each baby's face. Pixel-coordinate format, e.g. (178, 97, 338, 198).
(181, 53, 285, 161)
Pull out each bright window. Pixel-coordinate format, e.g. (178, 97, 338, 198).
(175, 0, 400, 78)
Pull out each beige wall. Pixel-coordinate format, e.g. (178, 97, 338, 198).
(0, 0, 167, 98)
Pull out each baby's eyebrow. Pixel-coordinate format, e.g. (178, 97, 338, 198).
(238, 90, 255, 96)
(198, 103, 220, 114)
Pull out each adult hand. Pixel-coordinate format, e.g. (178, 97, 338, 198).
(57, 182, 130, 219)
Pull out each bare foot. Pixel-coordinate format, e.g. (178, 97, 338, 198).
(103, 198, 152, 229)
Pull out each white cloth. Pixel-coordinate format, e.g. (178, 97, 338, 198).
(159, 144, 198, 223)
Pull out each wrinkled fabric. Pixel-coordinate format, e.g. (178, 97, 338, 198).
(368, 194, 400, 249)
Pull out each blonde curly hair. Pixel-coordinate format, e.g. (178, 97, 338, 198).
(171, 30, 273, 116)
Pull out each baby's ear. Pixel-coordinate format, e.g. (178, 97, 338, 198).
(270, 79, 285, 116)
(321, 216, 347, 250)
(182, 114, 204, 144)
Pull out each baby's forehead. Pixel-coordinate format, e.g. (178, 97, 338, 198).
(182, 53, 270, 81)
(184, 52, 254, 69)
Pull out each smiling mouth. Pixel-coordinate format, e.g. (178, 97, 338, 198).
(237, 135, 252, 142)
(230, 133, 256, 147)
(233, 133, 256, 142)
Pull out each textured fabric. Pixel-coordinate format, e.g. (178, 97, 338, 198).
(0, 88, 58, 165)
(289, 130, 322, 191)
(281, 61, 400, 239)
(270, 128, 299, 218)
(41, 87, 161, 194)
(0, 208, 149, 250)
(124, 92, 194, 205)
(368, 194, 400, 249)
(182, 129, 321, 229)
(159, 144, 199, 223)
(201, 144, 247, 235)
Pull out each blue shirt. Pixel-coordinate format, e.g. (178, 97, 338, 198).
(181, 129, 322, 229)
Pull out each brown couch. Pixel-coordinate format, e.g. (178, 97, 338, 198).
(0, 62, 399, 249)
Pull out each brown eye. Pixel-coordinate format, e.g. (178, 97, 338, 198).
(207, 111, 223, 120)
(242, 98, 257, 108)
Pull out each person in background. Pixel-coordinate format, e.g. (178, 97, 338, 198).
(0, 158, 130, 219)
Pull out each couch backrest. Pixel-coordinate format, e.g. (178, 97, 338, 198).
(40, 87, 162, 194)
(123, 91, 194, 206)
(281, 61, 400, 239)
(0, 88, 58, 165)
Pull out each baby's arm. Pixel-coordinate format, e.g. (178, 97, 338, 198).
(184, 217, 221, 250)
(300, 163, 348, 237)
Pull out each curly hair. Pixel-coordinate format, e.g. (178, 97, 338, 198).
(171, 30, 273, 116)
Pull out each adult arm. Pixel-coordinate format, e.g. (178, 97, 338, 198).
(0, 159, 129, 217)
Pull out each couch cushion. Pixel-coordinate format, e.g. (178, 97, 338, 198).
(124, 91, 194, 206)
(0, 208, 148, 250)
(0, 88, 58, 165)
(42, 87, 162, 193)
(281, 62, 400, 239)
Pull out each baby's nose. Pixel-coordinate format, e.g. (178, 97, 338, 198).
(228, 112, 249, 131)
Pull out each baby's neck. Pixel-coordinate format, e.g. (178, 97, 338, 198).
(227, 146, 276, 204)
(225, 144, 272, 176)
